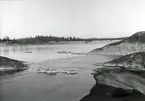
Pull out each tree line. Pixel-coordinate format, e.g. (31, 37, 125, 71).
(0, 35, 86, 45)
(0, 35, 126, 45)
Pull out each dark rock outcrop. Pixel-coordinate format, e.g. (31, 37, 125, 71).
(80, 52, 145, 101)
(80, 82, 145, 101)
(0, 56, 28, 75)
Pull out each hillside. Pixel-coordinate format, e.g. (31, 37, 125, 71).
(89, 31, 145, 55)
(123, 31, 145, 43)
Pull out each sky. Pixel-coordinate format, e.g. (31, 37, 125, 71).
(0, 0, 145, 38)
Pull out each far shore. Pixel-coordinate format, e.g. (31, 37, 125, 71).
(0, 40, 121, 47)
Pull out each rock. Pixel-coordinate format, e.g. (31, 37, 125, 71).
(93, 52, 145, 95)
(80, 52, 145, 101)
(45, 71, 58, 75)
(37, 68, 46, 73)
(104, 52, 145, 71)
(80, 82, 145, 101)
(24, 51, 32, 53)
(57, 51, 71, 54)
(71, 52, 87, 55)
(112, 88, 132, 98)
(0, 56, 28, 75)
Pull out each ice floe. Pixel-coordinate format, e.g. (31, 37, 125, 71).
(37, 68, 78, 76)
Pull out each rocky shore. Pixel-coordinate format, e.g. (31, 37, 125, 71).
(80, 31, 145, 101)
(0, 56, 28, 75)
(80, 52, 145, 101)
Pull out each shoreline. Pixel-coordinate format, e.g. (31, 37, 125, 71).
(0, 40, 121, 46)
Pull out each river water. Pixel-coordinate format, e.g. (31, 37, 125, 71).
(0, 40, 119, 101)
(0, 41, 116, 62)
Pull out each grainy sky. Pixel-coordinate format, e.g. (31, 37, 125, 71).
(0, 0, 145, 38)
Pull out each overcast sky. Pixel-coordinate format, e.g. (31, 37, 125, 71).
(0, 0, 145, 38)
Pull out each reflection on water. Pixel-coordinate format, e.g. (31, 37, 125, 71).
(0, 41, 117, 62)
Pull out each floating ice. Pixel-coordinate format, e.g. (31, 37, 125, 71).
(37, 68, 78, 75)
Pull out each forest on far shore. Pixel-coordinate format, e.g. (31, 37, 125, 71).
(0, 35, 126, 45)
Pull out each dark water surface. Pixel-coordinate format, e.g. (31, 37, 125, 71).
(0, 41, 119, 101)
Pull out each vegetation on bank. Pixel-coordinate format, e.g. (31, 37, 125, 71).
(0, 35, 126, 45)
(0, 56, 28, 75)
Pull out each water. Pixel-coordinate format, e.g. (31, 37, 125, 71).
(0, 40, 116, 62)
(0, 40, 120, 101)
